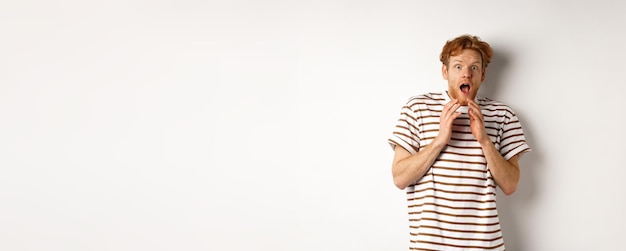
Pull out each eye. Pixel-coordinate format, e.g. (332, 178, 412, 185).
(471, 66, 478, 71)
(455, 65, 462, 70)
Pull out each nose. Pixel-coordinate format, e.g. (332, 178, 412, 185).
(462, 67, 471, 78)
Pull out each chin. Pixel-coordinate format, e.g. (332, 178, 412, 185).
(449, 89, 474, 105)
(457, 96, 471, 106)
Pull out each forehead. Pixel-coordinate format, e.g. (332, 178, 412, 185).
(450, 49, 482, 64)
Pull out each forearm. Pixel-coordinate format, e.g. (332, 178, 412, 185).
(392, 140, 446, 189)
(392, 99, 462, 190)
(479, 139, 520, 195)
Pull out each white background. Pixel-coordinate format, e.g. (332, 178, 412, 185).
(1, 1, 625, 250)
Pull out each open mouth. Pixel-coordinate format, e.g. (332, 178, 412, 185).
(460, 83, 470, 94)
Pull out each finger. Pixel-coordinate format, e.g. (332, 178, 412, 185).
(468, 106, 479, 118)
(444, 112, 461, 128)
(467, 100, 480, 112)
(449, 106, 462, 122)
(444, 99, 456, 107)
(467, 101, 482, 117)
(451, 111, 462, 120)
(442, 100, 460, 118)
(469, 108, 483, 123)
(443, 99, 458, 112)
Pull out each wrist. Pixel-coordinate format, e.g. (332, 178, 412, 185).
(430, 136, 448, 152)
(478, 136, 493, 148)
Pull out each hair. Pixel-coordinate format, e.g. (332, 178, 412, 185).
(439, 34, 493, 69)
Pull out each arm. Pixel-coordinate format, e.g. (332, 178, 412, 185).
(391, 140, 445, 190)
(478, 140, 521, 195)
(392, 99, 462, 189)
(468, 101, 521, 195)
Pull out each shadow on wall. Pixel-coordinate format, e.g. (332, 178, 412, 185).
(479, 46, 507, 99)
(481, 47, 543, 251)
(499, 116, 541, 251)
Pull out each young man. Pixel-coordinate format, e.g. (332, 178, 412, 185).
(388, 35, 531, 250)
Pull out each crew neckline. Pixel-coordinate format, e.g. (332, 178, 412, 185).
(443, 89, 478, 114)
(443, 89, 479, 104)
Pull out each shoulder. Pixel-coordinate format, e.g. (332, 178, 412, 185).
(478, 96, 517, 118)
(478, 96, 514, 110)
(405, 92, 446, 108)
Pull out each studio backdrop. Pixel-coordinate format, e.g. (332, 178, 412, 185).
(1, 1, 624, 250)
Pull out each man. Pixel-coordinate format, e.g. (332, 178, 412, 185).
(388, 34, 531, 250)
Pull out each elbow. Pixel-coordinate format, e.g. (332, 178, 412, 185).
(393, 176, 408, 190)
(501, 184, 517, 196)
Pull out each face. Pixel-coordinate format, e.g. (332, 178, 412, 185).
(442, 49, 486, 106)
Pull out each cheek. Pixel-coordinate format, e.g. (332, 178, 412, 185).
(447, 71, 459, 79)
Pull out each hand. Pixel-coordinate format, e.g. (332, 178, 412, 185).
(433, 99, 462, 147)
(468, 100, 489, 144)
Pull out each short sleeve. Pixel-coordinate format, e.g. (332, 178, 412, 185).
(388, 101, 421, 155)
(499, 109, 531, 160)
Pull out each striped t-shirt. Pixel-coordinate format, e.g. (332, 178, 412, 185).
(388, 91, 531, 250)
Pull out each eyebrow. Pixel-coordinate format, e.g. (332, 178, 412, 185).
(451, 59, 482, 65)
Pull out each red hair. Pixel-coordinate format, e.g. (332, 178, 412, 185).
(440, 34, 493, 69)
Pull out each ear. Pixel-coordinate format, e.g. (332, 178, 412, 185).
(442, 64, 448, 80)
(481, 68, 486, 82)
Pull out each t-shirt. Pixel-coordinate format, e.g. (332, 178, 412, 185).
(388, 91, 531, 250)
